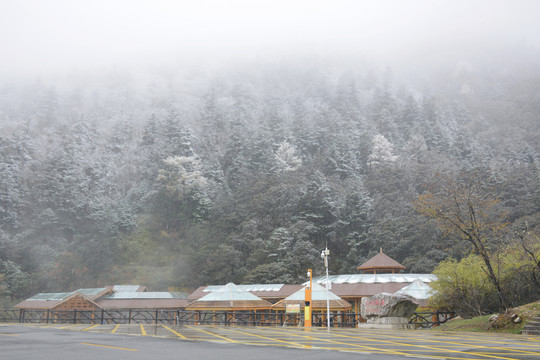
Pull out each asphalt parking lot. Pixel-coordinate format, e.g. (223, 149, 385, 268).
(1, 323, 539, 359)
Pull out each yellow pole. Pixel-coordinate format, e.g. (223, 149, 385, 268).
(305, 268, 312, 328)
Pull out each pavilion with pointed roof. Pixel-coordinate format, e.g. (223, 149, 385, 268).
(357, 249, 406, 274)
(394, 279, 434, 307)
(185, 283, 272, 311)
(272, 282, 351, 312)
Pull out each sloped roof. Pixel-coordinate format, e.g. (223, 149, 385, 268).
(312, 273, 436, 285)
(24, 288, 110, 300)
(14, 288, 112, 309)
(97, 298, 189, 309)
(96, 291, 189, 309)
(394, 279, 434, 300)
(204, 284, 284, 293)
(25, 292, 73, 301)
(309, 274, 436, 298)
(186, 283, 272, 310)
(323, 282, 408, 298)
(282, 282, 341, 302)
(76, 288, 113, 299)
(357, 252, 406, 271)
(104, 292, 188, 299)
(15, 297, 65, 309)
(111, 285, 148, 292)
(272, 283, 351, 311)
(188, 284, 303, 301)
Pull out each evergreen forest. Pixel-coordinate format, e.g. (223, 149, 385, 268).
(0, 53, 538, 303)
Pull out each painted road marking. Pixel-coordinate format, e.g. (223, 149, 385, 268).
(81, 342, 138, 351)
(13, 323, 539, 359)
(209, 326, 311, 349)
(161, 325, 186, 339)
(250, 327, 530, 360)
(331, 331, 528, 360)
(0, 332, 18, 336)
(83, 324, 100, 331)
(58, 324, 79, 329)
(340, 328, 540, 350)
(333, 328, 540, 355)
(183, 325, 239, 343)
(249, 327, 441, 358)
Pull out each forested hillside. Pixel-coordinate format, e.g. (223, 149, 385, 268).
(0, 54, 538, 298)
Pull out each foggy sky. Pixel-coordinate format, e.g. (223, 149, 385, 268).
(1, 0, 539, 79)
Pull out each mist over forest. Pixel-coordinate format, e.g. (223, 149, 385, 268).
(0, 1, 538, 299)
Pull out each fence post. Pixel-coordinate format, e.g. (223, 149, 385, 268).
(101, 309, 104, 324)
(73, 310, 77, 324)
(46, 309, 50, 324)
(128, 309, 132, 324)
(155, 310, 159, 325)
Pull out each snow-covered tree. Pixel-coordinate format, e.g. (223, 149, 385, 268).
(156, 156, 211, 225)
(367, 134, 398, 167)
(275, 141, 302, 172)
(158, 156, 208, 200)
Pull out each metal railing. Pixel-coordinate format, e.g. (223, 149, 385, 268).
(409, 311, 456, 328)
(1, 309, 362, 327)
(2, 309, 452, 328)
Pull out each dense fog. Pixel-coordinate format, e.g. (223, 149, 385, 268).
(0, 1, 538, 300)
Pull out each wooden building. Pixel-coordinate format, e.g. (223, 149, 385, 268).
(188, 252, 436, 315)
(15, 251, 435, 319)
(14, 285, 188, 311)
(312, 273, 436, 313)
(14, 288, 113, 311)
(357, 249, 406, 274)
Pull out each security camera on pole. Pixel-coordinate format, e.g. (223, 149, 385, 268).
(321, 246, 331, 330)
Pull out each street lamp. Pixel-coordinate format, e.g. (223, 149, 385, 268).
(321, 247, 331, 329)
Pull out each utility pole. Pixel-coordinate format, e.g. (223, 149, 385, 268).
(321, 247, 331, 330)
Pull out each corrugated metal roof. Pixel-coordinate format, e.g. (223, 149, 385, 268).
(27, 288, 109, 301)
(105, 292, 187, 300)
(330, 282, 408, 297)
(27, 292, 72, 301)
(113, 285, 143, 292)
(97, 298, 189, 309)
(189, 284, 301, 301)
(203, 284, 284, 293)
(77, 288, 109, 296)
(312, 274, 437, 285)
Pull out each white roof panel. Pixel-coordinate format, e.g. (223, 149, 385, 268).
(312, 274, 437, 285)
(284, 283, 343, 301)
(106, 292, 186, 299)
(203, 284, 284, 292)
(198, 283, 265, 302)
